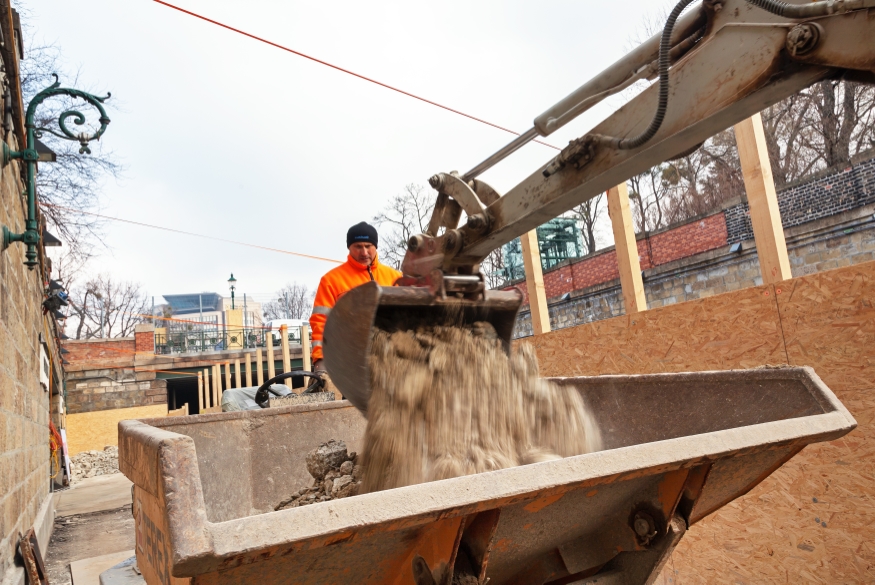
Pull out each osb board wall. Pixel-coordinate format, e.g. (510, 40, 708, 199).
(529, 260, 875, 583)
(66, 404, 167, 455)
(530, 282, 788, 376)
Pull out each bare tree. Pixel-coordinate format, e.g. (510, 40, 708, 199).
(480, 248, 509, 290)
(627, 165, 674, 233)
(620, 11, 875, 230)
(804, 80, 875, 169)
(262, 283, 314, 320)
(761, 92, 817, 185)
(567, 194, 605, 256)
(373, 184, 435, 269)
(20, 23, 122, 260)
(67, 275, 149, 338)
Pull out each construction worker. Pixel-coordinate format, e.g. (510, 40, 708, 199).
(310, 221, 402, 373)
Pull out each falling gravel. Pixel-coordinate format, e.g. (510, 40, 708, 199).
(360, 321, 602, 493)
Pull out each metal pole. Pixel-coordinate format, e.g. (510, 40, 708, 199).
(199, 294, 204, 351)
(243, 293, 248, 347)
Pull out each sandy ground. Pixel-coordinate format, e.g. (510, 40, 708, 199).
(45, 474, 136, 585)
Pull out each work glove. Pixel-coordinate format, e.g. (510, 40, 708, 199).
(305, 360, 338, 398)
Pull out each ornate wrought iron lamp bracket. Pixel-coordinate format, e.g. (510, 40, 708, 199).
(1, 74, 111, 269)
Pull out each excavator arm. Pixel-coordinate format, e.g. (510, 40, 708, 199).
(404, 0, 875, 280)
(324, 0, 875, 413)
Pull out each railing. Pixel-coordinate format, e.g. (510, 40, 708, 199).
(154, 326, 304, 355)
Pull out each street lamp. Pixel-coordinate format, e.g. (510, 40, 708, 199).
(2, 75, 111, 269)
(228, 273, 237, 310)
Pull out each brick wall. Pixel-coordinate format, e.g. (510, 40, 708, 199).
(508, 212, 729, 304)
(726, 153, 875, 244)
(135, 324, 155, 354)
(514, 204, 875, 337)
(63, 338, 136, 364)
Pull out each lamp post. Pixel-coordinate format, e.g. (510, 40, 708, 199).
(228, 273, 237, 310)
(2, 75, 111, 269)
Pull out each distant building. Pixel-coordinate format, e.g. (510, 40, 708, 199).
(162, 292, 263, 332)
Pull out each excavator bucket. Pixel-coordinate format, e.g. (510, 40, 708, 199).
(323, 281, 523, 415)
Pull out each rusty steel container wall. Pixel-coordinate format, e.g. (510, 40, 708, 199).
(118, 367, 855, 585)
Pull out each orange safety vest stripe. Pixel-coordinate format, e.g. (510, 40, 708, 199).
(309, 254, 402, 360)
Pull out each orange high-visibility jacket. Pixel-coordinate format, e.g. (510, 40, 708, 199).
(310, 254, 402, 361)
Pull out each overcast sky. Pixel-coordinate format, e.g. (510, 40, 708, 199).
(29, 0, 674, 308)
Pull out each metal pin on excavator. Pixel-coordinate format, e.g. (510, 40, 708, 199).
(325, 0, 875, 414)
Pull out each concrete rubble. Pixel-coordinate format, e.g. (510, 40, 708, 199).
(275, 440, 362, 510)
(70, 446, 120, 483)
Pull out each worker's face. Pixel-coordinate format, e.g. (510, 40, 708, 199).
(349, 242, 376, 266)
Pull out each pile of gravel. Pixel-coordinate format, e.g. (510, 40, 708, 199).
(275, 440, 362, 510)
(70, 446, 119, 483)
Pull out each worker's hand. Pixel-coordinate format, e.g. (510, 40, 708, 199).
(306, 361, 339, 399)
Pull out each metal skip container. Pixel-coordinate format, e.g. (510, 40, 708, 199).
(117, 367, 855, 585)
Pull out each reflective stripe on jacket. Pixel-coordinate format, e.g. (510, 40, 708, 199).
(309, 253, 402, 360)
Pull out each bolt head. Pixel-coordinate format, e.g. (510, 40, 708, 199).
(634, 517, 651, 537)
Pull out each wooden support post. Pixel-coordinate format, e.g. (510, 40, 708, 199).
(212, 364, 220, 405)
(301, 324, 311, 372)
(266, 335, 276, 381)
(607, 183, 647, 314)
(280, 325, 293, 388)
(224, 362, 232, 391)
(203, 368, 210, 407)
(197, 372, 203, 412)
(245, 355, 252, 387)
(734, 113, 792, 284)
(520, 229, 551, 335)
(234, 359, 241, 388)
(256, 347, 265, 385)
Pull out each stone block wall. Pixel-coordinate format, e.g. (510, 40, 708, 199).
(0, 56, 59, 585)
(64, 368, 166, 414)
(63, 333, 166, 415)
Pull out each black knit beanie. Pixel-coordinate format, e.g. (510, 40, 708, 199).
(347, 222, 379, 248)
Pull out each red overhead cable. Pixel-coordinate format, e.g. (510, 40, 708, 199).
(153, 0, 560, 151)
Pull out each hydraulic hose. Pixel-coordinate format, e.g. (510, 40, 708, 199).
(745, 0, 839, 18)
(612, 0, 699, 150)
(254, 371, 324, 408)
(594, 0, 845, 152)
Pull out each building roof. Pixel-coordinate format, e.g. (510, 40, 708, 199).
(163, 293, 223, 315)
